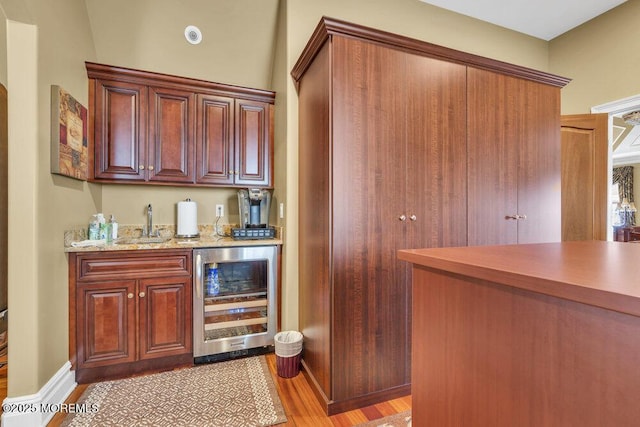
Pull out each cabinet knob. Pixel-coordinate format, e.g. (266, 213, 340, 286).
(139, 291, 146, 298)
(139, 165, 145, 170)
(398, 215, 407, 221)
(128, 293, 134, 299)
(409, 215, 417, 221)
(148, 165, 154, 171)
(519, 214, 527, 220)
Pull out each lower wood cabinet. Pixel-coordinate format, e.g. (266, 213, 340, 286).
(69, 249, 193, 383)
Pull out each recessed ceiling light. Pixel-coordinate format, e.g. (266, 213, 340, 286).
(184, 25, 202, 45)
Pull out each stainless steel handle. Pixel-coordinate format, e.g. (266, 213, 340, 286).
(409, 215, 417, 221)
(195, 253, 202, 299)
(139, 291, 145, 298)
(127, 293, 134, 299)
(398, 215, 407, 221)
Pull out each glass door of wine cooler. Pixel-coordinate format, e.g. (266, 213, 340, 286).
(193, 246, 277, 358)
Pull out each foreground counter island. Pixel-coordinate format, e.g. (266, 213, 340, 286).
(398, 241, 640, 427)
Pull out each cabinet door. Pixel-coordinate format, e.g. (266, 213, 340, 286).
(93, 79, 147, 181)
(195, 94, 235, 185)
(331, 36, 409, 401)
(76, 280, 136, 368)
(148, 86, 195, 183)
(516, 79, 561, 243)
(234, 99, 272, 186)
(467, 68, 561, 245)
(405, 54, 467, 250)
(138, 276, 192, 360)
(467, 68, 519, 245)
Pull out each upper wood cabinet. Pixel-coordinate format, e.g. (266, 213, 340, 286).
(86, 62, 275, 188)
(195, 95, 272, 187)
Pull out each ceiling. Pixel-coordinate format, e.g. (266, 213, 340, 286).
(419, 0, 627, 40)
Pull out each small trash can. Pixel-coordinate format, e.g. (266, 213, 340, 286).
(274, 331, 303, 378)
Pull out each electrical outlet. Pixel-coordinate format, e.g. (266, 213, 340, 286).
(216, 204, 224, 217)
(279, 202, 285, 219)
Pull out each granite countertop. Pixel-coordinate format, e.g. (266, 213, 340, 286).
(64, 224, 283, 253)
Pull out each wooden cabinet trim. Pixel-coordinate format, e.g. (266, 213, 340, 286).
(87, 62, 275, 103)
(291, 17, 571, 89)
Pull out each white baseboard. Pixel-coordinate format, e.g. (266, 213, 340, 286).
(1, 361, 77, 427)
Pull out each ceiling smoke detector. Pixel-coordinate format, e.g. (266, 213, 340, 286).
(623, 110, 640, 126)
(184, 25, 202, 45)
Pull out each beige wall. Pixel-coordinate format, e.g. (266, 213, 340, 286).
(5, 0, 633, 397)
(2, 0, 98, 397)
(550, 0, 640, 114)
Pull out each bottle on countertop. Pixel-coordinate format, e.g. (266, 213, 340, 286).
(97, 213, 110, 242)
(109, 214, 118, 241)
(88, 214, 100, 240)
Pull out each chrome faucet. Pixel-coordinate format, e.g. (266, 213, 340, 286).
(145, 204, 155, 237)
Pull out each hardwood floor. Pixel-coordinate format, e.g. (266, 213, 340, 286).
(7, 353, 411, 426)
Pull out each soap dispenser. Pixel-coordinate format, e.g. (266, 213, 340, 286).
(109, 215, 118, 240)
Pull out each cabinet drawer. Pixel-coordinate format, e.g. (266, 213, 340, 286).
(76, 251, 191, 282)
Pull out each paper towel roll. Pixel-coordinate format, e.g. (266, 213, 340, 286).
(177, 199, 199, 237)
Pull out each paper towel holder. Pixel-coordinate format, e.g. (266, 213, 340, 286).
(176, 198, 200, 239)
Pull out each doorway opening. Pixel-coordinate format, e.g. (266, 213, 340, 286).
(591, 93, 640, 240)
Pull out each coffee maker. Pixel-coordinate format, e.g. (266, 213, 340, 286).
(232, 189, 276, 239)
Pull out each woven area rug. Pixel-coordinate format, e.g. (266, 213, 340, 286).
(62, 356, 287, 427)
(356, 410, 412, 427)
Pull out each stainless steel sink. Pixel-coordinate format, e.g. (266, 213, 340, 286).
(114, 236, 171, 245)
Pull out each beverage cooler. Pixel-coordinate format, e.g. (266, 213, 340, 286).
(193, 245, 278, 361)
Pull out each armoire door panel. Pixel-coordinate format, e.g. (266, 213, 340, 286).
(331, 36, 409, 401)
(148, 87, 195, 183)
(467, 68, 519, 246)
(516, 80, 561, 244)
(405, 54, 468, 250)
(196, 94, 235, 185)
(94, 80, 146, 181)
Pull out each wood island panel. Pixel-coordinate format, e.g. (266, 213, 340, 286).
(399, 241, 640, 426)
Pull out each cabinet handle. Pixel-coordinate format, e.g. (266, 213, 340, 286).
(148, 165, 154, 171)
(505, 214, 527, 220)
(398, 215, 407, 221)
(409, 215, 417, 221)
(128, 293, 134, 299)
(139, 291, 146, 298)
(195, 254, 202, 299)
(139, 165, 145, 170)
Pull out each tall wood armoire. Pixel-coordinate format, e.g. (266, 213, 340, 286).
(292, 17, 570, 415)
